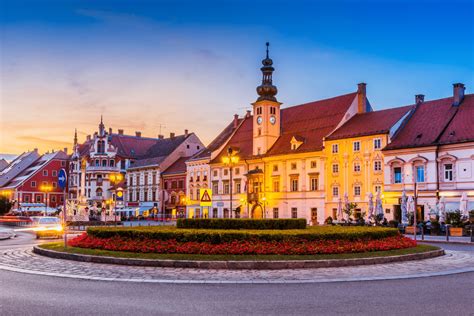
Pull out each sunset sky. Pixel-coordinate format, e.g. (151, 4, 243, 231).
(1, 0, 473, 157)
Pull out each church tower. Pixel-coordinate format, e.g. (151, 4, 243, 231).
(252, 42, 281, 156)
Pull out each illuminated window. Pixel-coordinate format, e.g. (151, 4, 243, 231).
(353, 141, 360, 152)
(416, 165, 425, 182)
(394, 167, 402, 184)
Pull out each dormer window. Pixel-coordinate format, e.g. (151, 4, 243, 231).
(290, 136, 304, 151)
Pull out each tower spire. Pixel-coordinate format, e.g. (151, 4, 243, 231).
(99, 115, 105, 136)
(256, 42, 278, 102)
(74, 128, 78, 146)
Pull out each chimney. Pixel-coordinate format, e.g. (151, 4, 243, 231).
(86, 135, 91, 141)
(453, 83, 465, 106)
(357, 82, 367, 113)
(109, 128, 112, 134)
(135, 131, 141, 137)
(170, 132, 175, 138)
(63, 147, 68, 154)
(34, 148, 38, 152)
(158, 134, 164, 139)
(415, 94, 425, 104)
(246, 110, 251, 118)
(233, 114, 239, 128)
(184, 129, 189, 136)
(118, 129, 124, 135)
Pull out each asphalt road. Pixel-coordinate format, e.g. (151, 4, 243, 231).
(0, 227, 473, 316)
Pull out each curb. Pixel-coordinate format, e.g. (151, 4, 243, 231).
(33, 246, 445, 270)
(417, 240, 473, 246)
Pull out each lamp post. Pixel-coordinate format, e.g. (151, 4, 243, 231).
(222, 147, 239, 219)
(40, 184, 53, 216)
(109, 173, 124, 225)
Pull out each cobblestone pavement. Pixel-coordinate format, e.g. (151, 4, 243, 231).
(1, 247, 473, 284)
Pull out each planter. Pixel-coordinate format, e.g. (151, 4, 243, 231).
(449, 227, 464, 237)
(405, 226, 420, 234)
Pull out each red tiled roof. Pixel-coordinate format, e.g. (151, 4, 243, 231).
(212, 92, 358, 162)
(326, 105, 413, 140)
(162, 156, 190, 175)
(438, 94, 474, 145)
(189, 119, 242, 161)
(267, 92, 358, 155)
(384, 97, 459, 150)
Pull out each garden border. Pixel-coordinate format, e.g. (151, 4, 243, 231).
(33, 246, 445, 270)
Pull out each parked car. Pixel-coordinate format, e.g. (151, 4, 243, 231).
(30, 216, 63, 239)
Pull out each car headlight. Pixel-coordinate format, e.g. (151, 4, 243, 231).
(54, 225, 63, 232)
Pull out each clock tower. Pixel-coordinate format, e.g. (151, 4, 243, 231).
(252, 42, 281, 156)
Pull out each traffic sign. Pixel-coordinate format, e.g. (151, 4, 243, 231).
(200, 189, 212, 207)
(58, 169, 67, 189)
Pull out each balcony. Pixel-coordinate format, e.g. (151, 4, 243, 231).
(87, 166, 119, 172)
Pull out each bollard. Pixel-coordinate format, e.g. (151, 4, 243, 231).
(421, 224, 425, 241)
(446, 225, 450, 242)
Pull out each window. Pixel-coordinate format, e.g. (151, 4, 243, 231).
(332, 163, 339, 174)
(310, 177, 318, 191)
(444, 164, 453, 181)
(51, 196, 56, 203)
(212, 182, 219, 194)
(258, 128, 262, 136)
(61, 161, 66, 167)
(178, 180, 184, 188)
(212, 208, 218, 218)
(374, 138, 382, 150)
(291, 208, 298, 219)
(273, 164, 278, 172)
(311, 208, 318, 222)
(223, 182, 230, 194)
(24, 196, 30, 203)
(172, 181, 177, 189)
(95, 160, 99, 166)
(224, 169, 228, 176)
(310, 161, 317, 168)
(394, 167, 402, 183)
(375, 185, 382, 193)
(96, 188, 103, 197)
(102, 160, 107, 167)
(52, 170, 57, 177)
(273, 179, 280, 192)
(43, 170, 48, 176)
(257, 107, 262, 115)
(273, 208, 279, 219)
(374, 161, 382, 172)
(36, 195, 41, 202)
(152, 190, 156, 201)
(354, 186, 361, 196)
(52, 182, 57, 188)
(353, 141, 360, 152)
(353, 162, 361, 173)
(291, 162, 297, 170)
(213, 170, 218, 177)
(290, 178, 299, 192)
(332, 144, 339, 154)
(332, 186, 339, 197)
(235, 181, 241, 193)
(110, 160, 115, 167)
(332, 208, 337, 219)
(257, 148, 261, 155)
(31, 181, 36, 188)
(270, 107, 276, 115)
(416, 165, 425, 182)
(234, 168, 240, 175)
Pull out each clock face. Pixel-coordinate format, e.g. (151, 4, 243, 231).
(257, 116, 263, 125)
(269, 116, 276, 125)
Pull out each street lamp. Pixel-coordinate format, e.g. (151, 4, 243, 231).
(40, 184, 53, 216)
(109, 173, 124, 225)
(222, 147, 239, 219)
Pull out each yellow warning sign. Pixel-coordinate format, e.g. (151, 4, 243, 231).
(200, 189, 212, 207)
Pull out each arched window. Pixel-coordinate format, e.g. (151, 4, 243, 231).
(96, 188, 103, 197)
(97, 140, 105, 153)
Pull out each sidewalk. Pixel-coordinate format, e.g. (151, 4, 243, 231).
(404, 234, 473, 244)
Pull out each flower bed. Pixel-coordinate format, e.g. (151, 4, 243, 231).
(69, 233, 416, 255)
(86, 226, 399, 243)
(176, 218, 307, 230)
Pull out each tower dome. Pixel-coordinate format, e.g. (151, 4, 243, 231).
(256, 42, 278, 102)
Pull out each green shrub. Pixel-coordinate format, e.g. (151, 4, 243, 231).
(176, 218, 307, 230)
(446, 210, 464, 228)
(87, 226, 399, 244)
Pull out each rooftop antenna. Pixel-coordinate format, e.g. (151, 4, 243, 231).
(158, 124, 166, 135)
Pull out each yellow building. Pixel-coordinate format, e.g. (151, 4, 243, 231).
(323, 105, 412, 220)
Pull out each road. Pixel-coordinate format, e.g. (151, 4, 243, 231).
(0, 227, 473, 316)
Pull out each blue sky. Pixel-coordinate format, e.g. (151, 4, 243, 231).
(1, 0, 473, 154)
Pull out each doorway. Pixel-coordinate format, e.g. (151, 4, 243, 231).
(251, 204, 263, 219)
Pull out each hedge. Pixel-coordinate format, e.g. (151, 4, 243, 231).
(87, 226, 399, 244)
(176, 218, 307, 230)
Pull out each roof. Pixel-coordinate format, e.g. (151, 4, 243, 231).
(384, 96, 462, 150)
(162, 156, 190, 175)
(188, 120, 242, 161)
(0, 159, 8, 172)
(326, 105, 413, 140)
(0, 151, 40, 187)
(212, 92, 358, 162)
(127, 156, 167, 170)
(438, 94, 474, 145)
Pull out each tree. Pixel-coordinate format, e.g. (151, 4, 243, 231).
(0, 196, 13, 215)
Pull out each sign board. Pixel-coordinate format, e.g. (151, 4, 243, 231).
(116, 189, 124, 201)
(58, 169, 67, 189)
(199, 189, 212, 207)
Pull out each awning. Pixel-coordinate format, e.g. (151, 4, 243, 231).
(118, 206, 153, 214)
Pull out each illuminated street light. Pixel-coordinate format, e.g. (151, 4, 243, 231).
(40, 184, 53, 216)
(222, 147, 239, 218)
(109, 173, 124, 225)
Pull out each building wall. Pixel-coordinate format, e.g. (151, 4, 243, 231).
(185, 158, 210, 217)
(324, 134, 388, 220)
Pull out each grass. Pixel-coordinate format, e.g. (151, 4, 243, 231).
(39, 243, 440, 261)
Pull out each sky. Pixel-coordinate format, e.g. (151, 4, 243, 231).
(1, 0, 473, 156)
